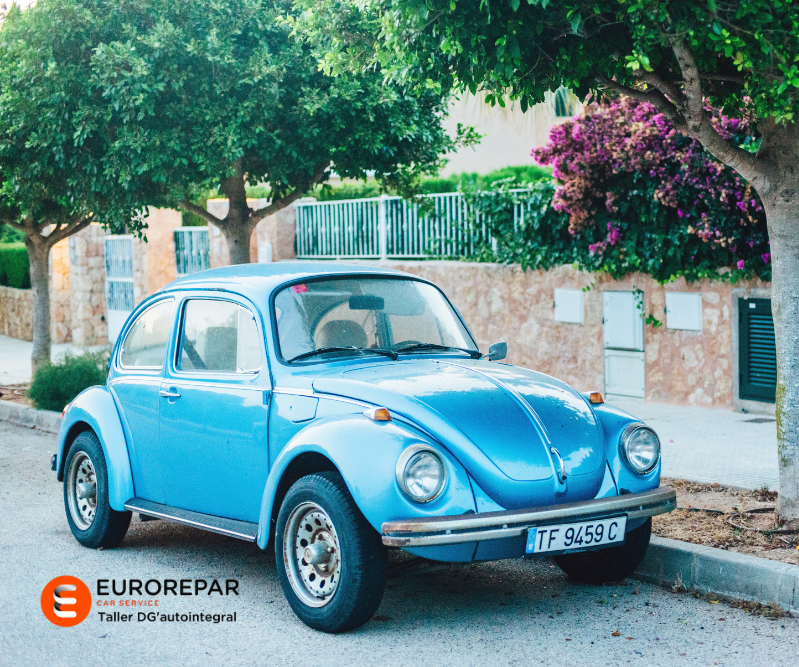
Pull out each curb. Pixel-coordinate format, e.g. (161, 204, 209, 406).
(634, 536, 798, 614)
(0, 401, 61, 434)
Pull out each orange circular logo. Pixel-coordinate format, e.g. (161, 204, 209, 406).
(41, 576, 92, 627)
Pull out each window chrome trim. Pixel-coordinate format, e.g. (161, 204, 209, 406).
(118, 297, 176, 371)
(173, 295, 264, 378)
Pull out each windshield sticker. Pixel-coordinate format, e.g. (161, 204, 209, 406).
(290, 284, 308, 294)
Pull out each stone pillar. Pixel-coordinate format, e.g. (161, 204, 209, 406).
(68, 224, 109, 346)
(50, 238, 72, 344)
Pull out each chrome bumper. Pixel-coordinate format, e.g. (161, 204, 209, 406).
(381, 486, 676, 547)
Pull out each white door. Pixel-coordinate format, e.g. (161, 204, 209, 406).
(104, 236, 135, 344)
(603, 291, 645, 397)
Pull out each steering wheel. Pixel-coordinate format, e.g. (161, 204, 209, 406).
(392, 340, 422, 350)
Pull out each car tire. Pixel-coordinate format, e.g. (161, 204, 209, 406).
(275, 471, 387, 633)
(553, 518, 652, 584)
(63, 431, 131, 549)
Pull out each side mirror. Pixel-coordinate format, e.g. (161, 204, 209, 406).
(488, 342, 507, 361)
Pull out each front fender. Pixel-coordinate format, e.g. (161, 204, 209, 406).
(592, 403, 661, 494)
(256, 415, 476, 549)
(56, 386, 134, 512)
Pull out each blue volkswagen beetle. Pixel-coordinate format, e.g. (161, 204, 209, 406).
(54, 263, 675, 632)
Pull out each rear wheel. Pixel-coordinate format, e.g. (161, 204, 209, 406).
(275, 471, 387, 633)
(553, 518, 652, 584)
(63, 431, 131, 548)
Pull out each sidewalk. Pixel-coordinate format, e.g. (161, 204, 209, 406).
(0, 334, 107, 384)
(609, 397, 778, 491)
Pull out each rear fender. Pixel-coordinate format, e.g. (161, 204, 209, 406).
(56, 386, 134, 511)
(256, 415, 476, 549)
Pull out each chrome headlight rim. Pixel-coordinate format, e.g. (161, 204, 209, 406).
(395, 444, 447, 504)
(619, 423, 660, 475)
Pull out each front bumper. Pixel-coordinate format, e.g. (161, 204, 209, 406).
(382, 486, 676, 547)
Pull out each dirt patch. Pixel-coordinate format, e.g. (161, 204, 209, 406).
(0, 384, 32, 407)
(653, 478, 799, 566)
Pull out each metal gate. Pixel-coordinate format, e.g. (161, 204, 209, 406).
(174, 227, 210, 277)
(104, 235, 135, 344)
(739, 298, 777, 402)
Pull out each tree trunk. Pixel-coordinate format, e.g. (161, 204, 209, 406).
(766, 194, 799, 523)
(26, 239, 52, 373)
(220, 165, 255, 265)
(222, 219, 256, 265)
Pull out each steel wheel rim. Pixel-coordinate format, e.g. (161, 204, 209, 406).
(67, 451, 97, 530)
(283, 501, 341, 608)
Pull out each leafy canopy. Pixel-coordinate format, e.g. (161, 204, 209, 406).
(0, 0, 165, 239)
(314, 0, 799, 122)
(92, 0, 476, 208)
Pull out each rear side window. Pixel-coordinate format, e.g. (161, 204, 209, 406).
(177, 299, 263, 374)
(120, 299, 175, 369)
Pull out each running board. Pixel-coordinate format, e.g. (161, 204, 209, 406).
(125, 498, 258, 542)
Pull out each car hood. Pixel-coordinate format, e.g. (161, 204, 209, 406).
(312, 359, 606, 509)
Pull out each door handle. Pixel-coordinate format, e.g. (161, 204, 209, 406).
(159, 389, 181, 399)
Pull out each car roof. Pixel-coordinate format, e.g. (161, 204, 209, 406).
(157, 261, 413, 297)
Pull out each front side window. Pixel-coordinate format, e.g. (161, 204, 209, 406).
(274, 278, 476, 362)
(120, 299, 175, 369)
(177, 299, 263, 374)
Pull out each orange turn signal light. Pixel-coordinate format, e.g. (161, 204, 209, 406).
(364, 407, 392, 422)
(62, 402, 71, 417)
(588, 392, 604, 405)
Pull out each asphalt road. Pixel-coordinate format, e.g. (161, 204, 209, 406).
(1, 422, 796, 667)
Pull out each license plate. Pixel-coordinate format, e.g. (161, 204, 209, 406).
(525, 516, 627, 554)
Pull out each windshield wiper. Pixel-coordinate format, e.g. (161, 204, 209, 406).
(394, 343, 482, 359)
(288, 346, 398, 363)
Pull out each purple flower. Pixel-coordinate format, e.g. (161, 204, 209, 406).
(737, 260, 745, 270)
(677, 209, 684, 218)
(762, 253, 770, 264)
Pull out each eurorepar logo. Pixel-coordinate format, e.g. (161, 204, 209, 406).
(41, 576, 91, 627)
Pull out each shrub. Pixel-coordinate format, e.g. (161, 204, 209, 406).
(29, 350, 110, 412)
(0, 224, 24, 243)
(0, 242, 31, 289)
(531, 97, 770, 283)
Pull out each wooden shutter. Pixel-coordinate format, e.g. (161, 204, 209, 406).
(739, 298, 777, 402)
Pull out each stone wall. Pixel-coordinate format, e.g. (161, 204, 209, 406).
(0, 286, 34, 340)
(379, 261, 769, 409)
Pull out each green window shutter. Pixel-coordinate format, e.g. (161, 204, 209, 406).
(738, 298, 777, 402)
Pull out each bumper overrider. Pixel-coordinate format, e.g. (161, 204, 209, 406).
(381, 486, 676, 547)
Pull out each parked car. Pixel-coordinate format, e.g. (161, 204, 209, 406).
(53, 263, 675, 632)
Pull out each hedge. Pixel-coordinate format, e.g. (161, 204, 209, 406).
(0, 243, 31, 289)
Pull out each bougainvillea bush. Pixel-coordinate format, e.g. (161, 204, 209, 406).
(530, 97, 770, 283)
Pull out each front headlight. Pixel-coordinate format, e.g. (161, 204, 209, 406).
(620, 424, 660, 474)
(396, 445, 446, 503)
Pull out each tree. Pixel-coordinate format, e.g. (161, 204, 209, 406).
(92, 0, 474, 265)
(313, 0, 799, 522)
(0, 1, 160, 371)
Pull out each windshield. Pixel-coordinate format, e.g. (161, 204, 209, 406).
(274, 277, 477, 362)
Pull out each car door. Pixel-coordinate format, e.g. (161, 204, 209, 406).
(108, 297, 175, 503)
(158, 295, 270, 522)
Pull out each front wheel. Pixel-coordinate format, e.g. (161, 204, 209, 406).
(275, 471, 387, 633)
(63, 431, 131, 548)
(553, 518, 652, 584)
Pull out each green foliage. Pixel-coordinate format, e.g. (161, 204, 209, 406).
(0, 243, 30, 289)
(0, 0, 166, 239)
(459, 179, 768, 285)
(314, 0, 799, 129)
(29, 350, 110, 412)
(91, 0, 476, 215)
(304, 165, 552, 201)
(0, 225, 24, 243)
